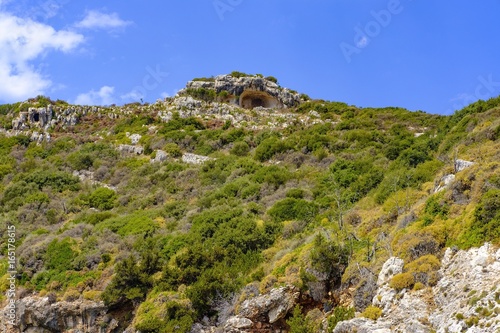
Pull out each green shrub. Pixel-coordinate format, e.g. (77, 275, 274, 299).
(97, 212, 158, 236)
(254, 137, 292, 161)
(265, 76, 278, 84)
(45, 238, 78, 271)
(286, 188, 305, 199)
(230, 71, 250, 78)
(361, 306, 382, 320)
(328, 306, 355, 331)
(102, 256, 150, 306)
(164, 143, 182, 158)
(286, 305, 312, 333)
(309, 235, 348, 282)
(185, 88, 216, 102)
(230, 141, 250, 156)
(22, 170, 80, 192)
(67, 152, 94, 170)
(88, 187, 117, 210)
(268, 198, 318, 222)
(389, 272, 415, 291)
(459, 189, 500, 246)
(134, 294, 195, 333)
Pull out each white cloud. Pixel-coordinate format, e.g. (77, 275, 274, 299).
(356, 36, 368, 48)
(121, 89, 144, 102)
(75, 10, 132, 30)
(75, 86, 116, 105)
(0, 12, 84, 102)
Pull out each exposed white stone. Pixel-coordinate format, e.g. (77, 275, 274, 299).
(118, 144, 144, 155)
(224, 316, 253, 329)
(434, 174, 456, 193)
(454, 159, 474, 172)
(182, 153, 213, 165)
(376, 257, 404, 286)
(127, 133, 142, 145)
(150, 150, 168, 163)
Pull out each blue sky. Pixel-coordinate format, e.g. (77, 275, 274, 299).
(0, 0, 499, 115)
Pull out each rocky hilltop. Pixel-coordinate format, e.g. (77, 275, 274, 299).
(180, 74, 301, 109)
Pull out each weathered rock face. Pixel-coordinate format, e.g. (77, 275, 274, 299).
(118, 144, 144, 155)
(182, 153, 214, 165)
(180, 75, 301, 109)
(0, 297, 116, 333)
(150, 149, 168, 163)
(11, 106, 103, 131)
(434, 159, 474, 193)
(334, 243, 500, 333)
(237, 285, 300, 324)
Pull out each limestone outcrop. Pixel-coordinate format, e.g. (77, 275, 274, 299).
(334, 243, 500, 333)
(0, 296, 115, 333)
(179, 74, 301, 109)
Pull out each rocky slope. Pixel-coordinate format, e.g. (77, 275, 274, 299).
(3, 243, 499, 332)
(0, 75, 499, 333)
(334, 243, 500, 333)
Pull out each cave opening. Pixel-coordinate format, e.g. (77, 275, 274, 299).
(239, 90, 280, 110)
(33, 113, 40, 122)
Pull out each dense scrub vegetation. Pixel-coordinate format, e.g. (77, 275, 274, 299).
(0, 92, 499, 332)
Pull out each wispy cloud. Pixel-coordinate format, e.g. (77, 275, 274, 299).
(75, 86, 116, 105)
(356, 36, 368, 48)
(75, 10, 132, 30)
(121, 89, 144, 102)
(0, 12, 84, 102)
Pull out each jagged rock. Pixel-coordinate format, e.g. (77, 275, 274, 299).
(118, 144, 144, 155)
(376, 257, 404, 286)
(224, 316, 253, 329)
(126, 133, 142, 145)
(335, 244, 500, 333)
(333, 318, 392, 333)
(237, 286, 299, 324)
(10, 105, 103, 133)
(430, 243, 500, 333)
(182, 153, 213, 165)
(30, 131, 51, 144)
(0, 296, 109, 333)
(454, 159, 474, 172)
(150, 150, 168, 163)
(435, 174, 456, 193)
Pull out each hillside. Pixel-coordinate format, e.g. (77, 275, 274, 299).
(0, 73, 499, 333)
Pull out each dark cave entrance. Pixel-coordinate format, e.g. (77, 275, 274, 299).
(239, 90, 280, 110)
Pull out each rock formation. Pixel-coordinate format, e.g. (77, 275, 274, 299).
(0, 297, 115, 333)
(334, 243, 500, 333)
(179, 74, 301, 110)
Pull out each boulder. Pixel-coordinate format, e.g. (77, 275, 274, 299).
(151, 150, 168, 163)
(182, 153, 213, 165)
(118, 144, 144, 155)
(237, 286, 299, 324)
(0, 297, 108, 333)
(454, 159, 474, 172)
(376, 257, 404, 286)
